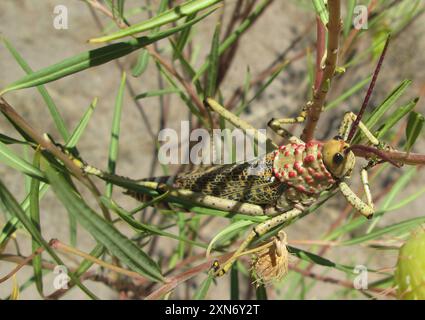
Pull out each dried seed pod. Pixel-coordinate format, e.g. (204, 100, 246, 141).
(252, 231, 289, 286)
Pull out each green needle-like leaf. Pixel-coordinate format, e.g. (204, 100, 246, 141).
(106, 72, 126, 198)
(405, 109, 424, 152)
(0, 10, 217, 95)
(89, 0, 222, 43)
(29, 150, 43, 297)
(42, 158, 164, 283)
(0, 177, 98, 299)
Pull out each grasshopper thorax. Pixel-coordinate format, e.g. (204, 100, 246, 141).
(322, 137, 355, 179)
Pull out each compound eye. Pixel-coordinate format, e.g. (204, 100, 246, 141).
(333, 152, 344, 165)
(333, 135, 344, 141)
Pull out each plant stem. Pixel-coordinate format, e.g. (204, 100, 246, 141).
(301, 0, 341, 142)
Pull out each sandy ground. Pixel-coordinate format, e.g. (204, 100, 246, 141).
(0, 0, 425, 299)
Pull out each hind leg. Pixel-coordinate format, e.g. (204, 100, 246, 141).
(212, 208, 302, 276)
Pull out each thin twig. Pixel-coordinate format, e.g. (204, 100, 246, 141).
(145, 252, 233, 300)
(50, 239, 153, 284)
(0, 247, 45, 284)
(355, 149, 425, 166)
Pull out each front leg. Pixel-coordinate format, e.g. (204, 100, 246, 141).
(339, 112, 379, 146)
(339, 181, 374, 219)
(212, 208, 303, 276)
(360, 167, 374, 211)
(268, 102, 311, 140)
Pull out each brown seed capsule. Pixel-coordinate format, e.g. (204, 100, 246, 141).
(251, 231, 289, 286)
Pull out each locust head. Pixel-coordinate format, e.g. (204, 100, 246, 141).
(322, 136, 355, 179)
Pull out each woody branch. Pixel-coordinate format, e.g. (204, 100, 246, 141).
(301, 0, 341, 142)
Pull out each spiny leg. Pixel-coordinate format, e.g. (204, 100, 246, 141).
(338, 112, 381, 217)
(205, 98, 277, 150)
(212, 208, 302, 276)
(339, 181, 374, 219)
(360, 167, 374, 210)
(268, 102, 311, 140)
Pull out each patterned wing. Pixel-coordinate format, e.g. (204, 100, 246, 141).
(173, 153, 287, 205)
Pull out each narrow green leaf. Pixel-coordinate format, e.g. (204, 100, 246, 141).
(89, 0, 222, 43)
(0, 177, 98, 299)
(206, 220, 254, 257)
(132, 49, 150, 77)
(0, 133, 29, 145)
(177, 212, 186, 259)
(74, 244, 105, 277)
(42, 160, 164, 282)
(0, 184, 49, 247)
(288, 246, 354, 274)
(205, 22, 221, 98)
(169, 39, 203, 95)
(312, 0, 329, 26)
(66, 98, 98, 148)
(1, 36, 70, 140)
(193, 275, 214, 299)
(353, 79, 412, 144)
(29, 150, 43, 297)
(101, 196, 207, 248)
(230, 263, 239, 300)
(173, 13, 197, 60)
(235, 67, 252, 116)
(117, 0, 125, 19)
(106, 73, 126, 198)
(103, 6, 149, 34)
(343, 0, 356, 37)
(0, 95, 95, 246)
(364, 79, 411, 130)
(131, 0, 167, 77)
(325, 75, 371, 111)
(0, 141, 45, 181)
(0, 11, 217, 95)
(255, 284, 268, 300)
(342, 216, 425, 246)
(405, 108, 424, 152)
(375, 98, 419, 139)
(134, 88, 181, 100)
(367, 167, 417, 232)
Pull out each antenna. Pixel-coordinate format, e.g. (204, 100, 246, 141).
(347, 34, 391, 142)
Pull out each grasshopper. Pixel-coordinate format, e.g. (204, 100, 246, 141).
(67, 37, 399, 278)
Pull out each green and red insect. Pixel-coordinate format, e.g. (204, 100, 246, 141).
(119, 36, 399, 277)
